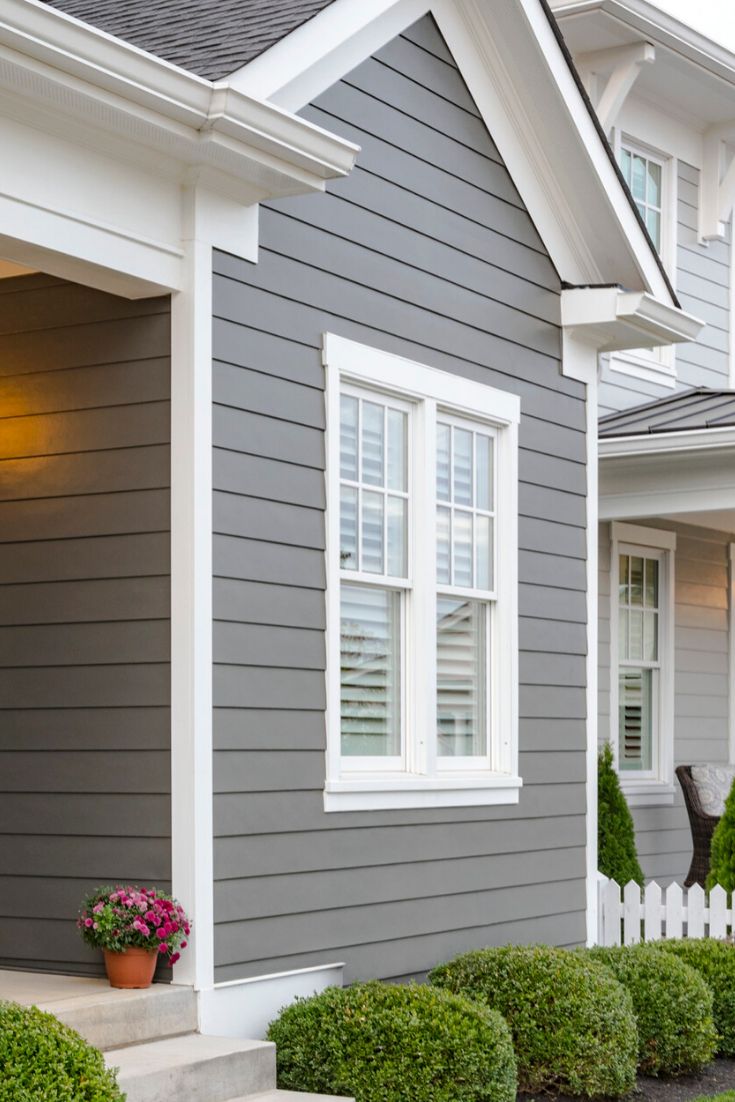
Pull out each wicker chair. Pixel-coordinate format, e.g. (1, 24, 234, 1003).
(676, 765, 720, 888)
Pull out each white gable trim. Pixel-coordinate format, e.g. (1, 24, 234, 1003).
(231, 0, 678, 301)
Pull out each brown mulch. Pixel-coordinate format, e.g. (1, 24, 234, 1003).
(517, 1059, 735, 1101)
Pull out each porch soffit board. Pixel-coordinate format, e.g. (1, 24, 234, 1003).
(0, 0, 358, 295)
(561, 286, 703, 352)
(228, 0, 679, 300)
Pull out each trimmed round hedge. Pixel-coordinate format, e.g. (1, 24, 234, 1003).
(267, 980, 517, 1102)
(654, 939, 735, 1057)
(587, 944, 717, 1076)
(429, 945, 637, 1098)
(0, 1000, 124, 1101)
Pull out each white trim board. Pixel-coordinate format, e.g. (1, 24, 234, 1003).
(199, 963, 345, 1040)
(231, 0, 682, 304)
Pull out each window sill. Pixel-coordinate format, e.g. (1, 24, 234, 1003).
(610, 352, 677, 389)
(619, 781, 676, 807)
(323, 775, 523, 812)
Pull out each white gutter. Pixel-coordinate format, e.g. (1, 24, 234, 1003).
(0, 0, 359, 195)
(561, 286, 703, 352)
(599, 425, 735, 457)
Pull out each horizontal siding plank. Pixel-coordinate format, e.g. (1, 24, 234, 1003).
(0, 490, 170, 544)
(0, 577, 169, 625)
(213, 492, 324, 549)
(0, 794, 170, 835)
(0, 360, 169, 419)
(213, 578, 325, 630)
(0, 402, 169, 461)
(0, 621, 168, 667)
(214, 535, 325, 588)
(0, 665, 170, 709)
(0, 708, 169, 751)
(0, 315, 170, 378)
(0, 533, 169, 584)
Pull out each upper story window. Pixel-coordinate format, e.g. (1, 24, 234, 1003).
(610, 523, 676, 806)
(620, 145, 663, 252)
(324, 334, 521, 812)
(613, 135, 676, 386)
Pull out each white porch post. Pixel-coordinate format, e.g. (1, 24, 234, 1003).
(170, 189, 215, 992)
(562, 331, 600, 946)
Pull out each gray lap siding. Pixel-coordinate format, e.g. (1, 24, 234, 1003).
(0, 273, 171, 975)
(211, 15, 588, 982)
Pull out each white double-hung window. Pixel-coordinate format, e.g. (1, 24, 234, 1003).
(610, 522, 676, 806)
(324, 334, 521, 811)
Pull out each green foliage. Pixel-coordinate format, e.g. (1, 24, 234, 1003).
(598, 743, 644, 886)
(267, 980, 517, 1102)
(692, 1094, 735, 1101)
(586, 943, 716, 1076)
(654, 939, 735, 1057)
(429, 945, 637, 1098)
(0, 1000, 124, 1102)
(707, 776, 735, 892)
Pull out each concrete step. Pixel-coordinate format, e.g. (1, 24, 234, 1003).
(42, 983, 198, 1051)
(244, 1091, 354, 1101)
(106, 1032, 276, 1102)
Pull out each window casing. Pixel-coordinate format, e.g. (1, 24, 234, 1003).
(324, 334, 521, 811)
(611, 134, 676, 387)
(610, 523, 676, 806)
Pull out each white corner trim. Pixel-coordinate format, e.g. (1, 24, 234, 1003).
(561, 333, 600, 946)
(561, 287, 703, 353)
(199, 963, 345, 1041)
(170, 192, 215, 992)
(610, 521, 677, 551)
(730, 543, 735, 765)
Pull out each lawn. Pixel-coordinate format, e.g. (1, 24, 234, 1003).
(693, 1095, 735, 1102)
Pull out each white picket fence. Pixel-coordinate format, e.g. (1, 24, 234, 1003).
(597, 874, 734, 946)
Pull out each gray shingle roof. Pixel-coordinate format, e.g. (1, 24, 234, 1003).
(599, 389, 735, 438)
(40, 0, 336, 80)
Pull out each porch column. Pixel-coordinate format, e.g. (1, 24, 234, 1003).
(170, 189, 215, 991)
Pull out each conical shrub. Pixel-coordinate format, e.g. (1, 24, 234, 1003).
(598, 743, 643, 886)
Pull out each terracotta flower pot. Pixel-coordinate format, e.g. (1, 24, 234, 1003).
(103, 947, 158, 989)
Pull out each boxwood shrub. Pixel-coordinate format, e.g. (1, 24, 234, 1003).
(429, 945, 637, 1098)
(587, 944, 717, 1075)
(654, 939, 735, 1057)
(0, 1000, 124, 1101)
(267, 980, 517, 1102)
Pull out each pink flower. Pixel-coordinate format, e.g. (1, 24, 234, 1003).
(157, 943, 168, 954)
(84, 918, 94, 928)
(180, 941, 187, 949)
(93, 902, 105, 914)
(156, 927, 167, 940)
(169, 952, 180, 966)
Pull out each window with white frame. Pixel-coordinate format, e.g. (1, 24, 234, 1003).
(620, 144, 664, 253)
(612, 136, 676, 386)
(324, 334, 521, 812)
(611, 523, 676, 804)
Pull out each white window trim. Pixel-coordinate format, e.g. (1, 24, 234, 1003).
(610, 132, 678, 388)
(323, 333, 521, 812)
(609, 522, 676, 807)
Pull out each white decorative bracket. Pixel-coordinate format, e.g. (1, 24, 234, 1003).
(699, 125, 735, 241)
(578, 42, 656, 134)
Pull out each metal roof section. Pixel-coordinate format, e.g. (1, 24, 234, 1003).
(40, 0, 337, 80)
(599, 388, 735, 438)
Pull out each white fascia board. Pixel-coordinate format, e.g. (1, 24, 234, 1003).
(562, 287, 703, 352)
(230, 0, 677, 298)
(599, 446, 735, 519)
(0, 0, 358, 201)
(599, 426, 735, 458)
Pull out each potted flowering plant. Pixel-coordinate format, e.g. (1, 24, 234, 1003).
(78, 885, 191, 989)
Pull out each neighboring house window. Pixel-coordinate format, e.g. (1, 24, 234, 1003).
(324, 334, 521, 811)
(610, 522, 676, 806)
(620, 145, 663, 252)
(612, 136, 676, 387)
